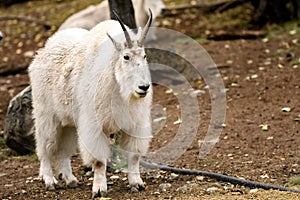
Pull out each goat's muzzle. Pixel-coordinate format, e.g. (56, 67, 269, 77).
(135, 84, 150, 98)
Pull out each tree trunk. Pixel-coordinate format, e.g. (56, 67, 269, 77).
(108, 0, 137, 29)
(250, 0, 300, 26)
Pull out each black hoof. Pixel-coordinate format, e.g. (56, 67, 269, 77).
(131, 184, 145, 192)
(92, 190, 107, 198)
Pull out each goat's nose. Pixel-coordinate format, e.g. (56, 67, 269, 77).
(138, 84, 150, 92)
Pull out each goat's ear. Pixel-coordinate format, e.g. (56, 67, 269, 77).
(107, 33, 121, 51)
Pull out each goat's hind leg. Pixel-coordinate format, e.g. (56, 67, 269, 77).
(35, 119, 58, 190)
(55, 126, 78, 188)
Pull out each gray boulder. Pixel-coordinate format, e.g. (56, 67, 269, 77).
(4, 86, 35, 155)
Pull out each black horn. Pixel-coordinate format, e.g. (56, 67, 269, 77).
(138, 9, 153, 46)
(112, 10, 133, 48)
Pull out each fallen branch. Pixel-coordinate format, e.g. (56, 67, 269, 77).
(207, 30, 266, 40)
(0, 15, 52, 29)
(0, 65, 29, 76)
(162, 0, 245, 16)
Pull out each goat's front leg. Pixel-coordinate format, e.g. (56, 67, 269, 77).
(39, 156, 58, 190)
(92, 160, 107, 198)
(127, 152, 145, 192)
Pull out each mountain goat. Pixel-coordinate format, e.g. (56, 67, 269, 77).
(59, 0, 165, 41)
(29, 10, 153, 197)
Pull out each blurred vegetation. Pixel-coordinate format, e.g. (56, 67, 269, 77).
(0, 0, 299, 70)
(286, 177, 300, 187)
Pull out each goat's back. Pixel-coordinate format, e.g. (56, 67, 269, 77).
(29, 28, 89, 125)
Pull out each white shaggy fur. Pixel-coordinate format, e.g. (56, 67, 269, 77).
(29, 17, 152, 197)
(59, 0, 165, 41)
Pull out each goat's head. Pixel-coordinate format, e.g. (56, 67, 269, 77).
(107, 10, 152, 100)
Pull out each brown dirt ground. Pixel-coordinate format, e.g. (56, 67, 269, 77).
(0, 0, 300, 199)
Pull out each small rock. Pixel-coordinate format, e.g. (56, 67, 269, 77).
(207, 187, 219, 192)
(173, 119, 182, 125)
(246, 119, 255, 124)
(221, 88, 229, 93)
(21, 189, 27, 194)
(153, 116, 167, 122)
(170, 173, 179, 179)
(188, 183, 199, 189)
(190, 89, 205, 97)
(153, 174, 161, 179)
(251, 74, 258, 79)
(231, 190, 243, 195)
(247, 59, 253, 64)
(260, 174, 269, 179)
(289, 30, 297, 35)
(177, 185, 188, 193)
(277, 63, 284, 68)
(107, 181, 114, 186)
(226, 60, 233, 64)
(165, 89, 173, 94)
(223, 184, 233, 190)
(281, 107, 291, 112)
(33, 177, 42, 181)
(196, 176, 204, 181)
(85, 171, 92, 177)
(250, 188, 258, 193)
(0, 172, 6, 177)
(231, 82, 239, 87)
(159, 183, 172, 192)
(110, 175, 119, 180)
(23, 50, 35, 58)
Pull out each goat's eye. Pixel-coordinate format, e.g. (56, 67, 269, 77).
(123, 55, 130, 60)
(144, 55, 147, 59)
